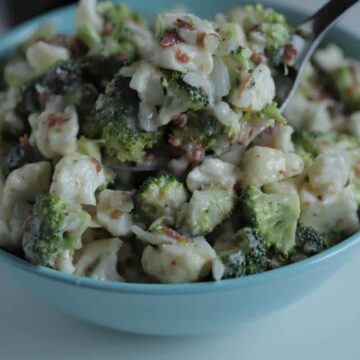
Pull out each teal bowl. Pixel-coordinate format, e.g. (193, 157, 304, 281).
(1, 1, 360, 336)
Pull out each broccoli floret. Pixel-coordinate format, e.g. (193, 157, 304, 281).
(332, 66, 360, 111)
(176, 186, 236, 236)
(294, 224, 327, 257)
(18, 61, 83, 115)
(158, 71, 209, 126)
(83, 74, 160, 163)
(170, 110, 225, 149)
(220, 227, 269, 279)
(244, 101, 287, 125)
(23, 194, 91, 267)
(135, 173, 188, 223)
(239, 186, 301, 255)
(243, 4, 293, 55)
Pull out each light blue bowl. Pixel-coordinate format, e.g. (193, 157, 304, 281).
(1, 1, 360, 336)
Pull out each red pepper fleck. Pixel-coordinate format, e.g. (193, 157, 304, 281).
(175, 18, 193, 30)
(175, 48, 190, 63)
(171, 259, 177, 267)
(279, 170, 286, 176)
(159, 31, 181, 48)
(47, 113, 70, 127)
(283, 43, 298, 63)
(91, 158, 102, 172)
(197, 32, 207, 47)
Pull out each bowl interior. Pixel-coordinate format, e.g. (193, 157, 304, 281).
(0, 0, 360, 294)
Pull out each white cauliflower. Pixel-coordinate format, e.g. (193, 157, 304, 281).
(141, 236, 217, 283)
(74, 238, 123, 281)
(29, 105, 79, 159)
(306, 154, 351, 196)
(300, 187, 359, 234)
(0, 89, 23, 135)
(50, 153, 106, 209)
(229, 63, 275, 112)
(314, 44, 345, 72)
(96, 190, 134, 237)
(255, 125, 295, 153)
(26, 41, 70, 74)
(242, 146, 304, 187)
(1, 162, 51, 250)
(76, 0, 103, 32)
(186, 158, 242, 192)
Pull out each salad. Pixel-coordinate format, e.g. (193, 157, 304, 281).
(0, 0, 360, 284)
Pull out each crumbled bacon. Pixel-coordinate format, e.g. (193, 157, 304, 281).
(169, 135, 182, 148)
(47, 113, 70, 127)
(175, 48, 190, 63)
(111, 209, 123, 219)
(91, 158, 102, 172)
(159, 31, 182, 48)
(251, 51, 267, 65)
(283, 43, 298, 63)
(19, 135, 29, 147)
(197, 32, 207, 47)
(186, 144, 205, 164)
(173, 114, 188, 128)
(40, 90, 51, 106)
(70, 36, 88, 58)
(175, 18, 193, 30)
(162, 227, 186, 242)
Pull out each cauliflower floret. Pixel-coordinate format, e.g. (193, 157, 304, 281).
(141, 236, 217, 283)
(74, 238, 123, 281)
(76, 0, 103, 33)
(29, 105, 79, 159)
(263, 177, 302, 195)
(1, 162, 51, 250)
(229, 63, 275, 112)
(255, 125, 295, 153)
(242, 146, 304, 187)
(96, 190, 134, 236)
(26, 41, 70, 75)
(0, 89, 23, 135)
(50, 153, 106, 208)
(186, 158, 242, 192)
(314, 44, 345, 72)
(300, 187, 359, 234)
(306, 154, 351, 196)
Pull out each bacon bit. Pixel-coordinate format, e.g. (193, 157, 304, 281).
(279, 170, 286, 176)
(251, 52, 267, 65)
(175, 48, 190, 63)
(19, 135, 29, 147)
(91, 158, 102, 172)
(40, 90, 51, 106)
(159, 31, 181, 48)
(355, 162, 360, 177)
(283, 43, 298, 63)
(102, 22, 113, 36)
(47, 113, 70, 127)
(173, 114, 188, 128)
(197, 32, 207, 47)
(191, 144, 206, 164)
(171, 259, 177, 267)
(111, 209, 123, 219)
(162, 227, 186, 242)
(198, 86, 206, 94)
(317, 195, 323, 201)
(169, 135, 182, 148)
(345, 179, 350, 188)
(70, 36, 88, 58)
(175, 18, 193, 30)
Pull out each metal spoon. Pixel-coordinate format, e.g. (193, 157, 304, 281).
(107, 0, 359, 173)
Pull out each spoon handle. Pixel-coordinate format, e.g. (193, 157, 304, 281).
(299, 0, 358, 39)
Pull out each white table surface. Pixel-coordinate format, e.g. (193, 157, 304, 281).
(1, 1, 360, 359)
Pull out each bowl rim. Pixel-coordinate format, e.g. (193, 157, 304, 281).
(1, 2, 360, 296)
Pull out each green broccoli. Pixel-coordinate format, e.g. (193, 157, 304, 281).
(294, 224, 327, 257)
(243, 4, 293, 55)
(19, 61, 83, 115)
(158, 71, 209, 126)
(176, 186, 236, 236)
(220, 227, 269, 279)
(239, 186, 301, 255)
(170, 110, 225, 149)
(244, 101, 287, 125)
(332, 66, 360, 112)
(135, 173, 188, 223)
(23, 194, 91, 267)
(82, 74, 160, 163)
